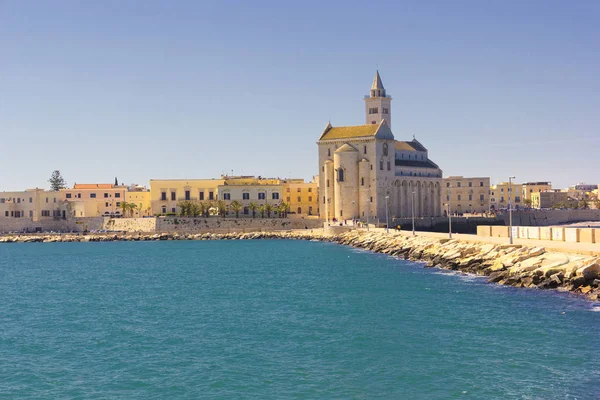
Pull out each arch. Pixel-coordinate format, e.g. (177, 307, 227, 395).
(383, 142, 389, 156)
(338, 168, 344, 182)
(297, 207, 302, 214)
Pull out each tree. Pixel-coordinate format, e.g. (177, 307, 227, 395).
(177, 200, 190, 216)
(523, 198, 532, 208)
(264, 203, 273, 218)
(48, 170, 66, 191)
(249, 202, 258, 218)
(129, 203, 138, 217)
(216, 200, 228, 218)
(258, 204, 265, 218)
(277, 202, 288, 218)
(578, 199, 589, 210)
(189, 201, 201, 217)
(594, 199, 600, 210)
(120, 201, 130, 217)
(230, 200, 243, 218)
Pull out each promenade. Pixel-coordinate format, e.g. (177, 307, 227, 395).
(371, 228, 600, 256)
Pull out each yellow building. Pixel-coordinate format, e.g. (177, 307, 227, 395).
(149, 178, 225, 215)
(125, 186, 152, 217)
(522, 182, 552, 203)
(442, 176, 490, 214)
(490, 181, 523, 211)
(0, 189, 67, 221)
(62, 184, 127, 217)
(281, 177, 319, 216)
(531, 190, 567, 209)
(219, 176, 283, 216)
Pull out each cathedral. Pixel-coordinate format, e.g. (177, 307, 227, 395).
(317, 71, 443, 222)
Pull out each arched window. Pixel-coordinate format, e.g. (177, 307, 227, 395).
(297, 207, 302, 214)
(387, 161, 391, 171)
(338, 169, 344, 182)
(328, 148, 331, 156)
(361, 177, 364, 186)
(380, 159, 383, 170)
(383, 143, 388, 156)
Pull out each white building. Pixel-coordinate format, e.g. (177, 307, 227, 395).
(317, 71, 443, 222)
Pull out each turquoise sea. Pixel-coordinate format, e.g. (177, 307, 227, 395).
(0, 240, 598, 399)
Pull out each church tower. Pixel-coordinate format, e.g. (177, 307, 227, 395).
(364, 71, 392, 128)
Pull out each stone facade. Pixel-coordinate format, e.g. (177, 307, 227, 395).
(443, 176, 491, 214)
(490, 181, 523, 210)
(0, 189, 68, 222)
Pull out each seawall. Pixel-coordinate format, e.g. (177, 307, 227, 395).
(1, 229, 598, 302)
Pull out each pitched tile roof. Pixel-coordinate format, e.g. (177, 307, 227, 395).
(319, 124, 380, 140)
(395, 159, 440, 169)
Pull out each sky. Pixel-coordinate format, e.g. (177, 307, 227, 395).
(1, 0, 599, 191)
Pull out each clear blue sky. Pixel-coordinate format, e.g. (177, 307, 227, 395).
(1, 0, 598, 191)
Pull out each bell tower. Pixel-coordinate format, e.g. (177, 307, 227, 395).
(364, 70, 392, 128)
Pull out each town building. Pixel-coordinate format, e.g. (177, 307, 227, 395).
(490, 181, 523, 211)
(531, 190, 568, 209)
(62, 183, 128, 217)
(218, 176, 283, 216)
(149, 178, 224, 215)
(281, 178, 319, 217)
(317, 71, 443, 222)
(442, 176, 490, 214)
(521, 182, 552, 203)
(125, 185, 152, 217)
(0, 189, 67, 221)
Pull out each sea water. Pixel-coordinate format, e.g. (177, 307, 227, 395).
(0, 240, 598, 399)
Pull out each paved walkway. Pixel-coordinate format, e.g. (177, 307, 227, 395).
(367, 228, 600, 256)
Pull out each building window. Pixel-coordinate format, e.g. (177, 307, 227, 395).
(361, 177, 365, 186)
(383, 143, 388, 156)
(185, 190, 191, 200)
(446, 195, 450, 201)
(223, 193, 231, 200)
(379, 160, 383, 170)
(115, 193, 121, 198)
(326, 179, 330, 188)
(41, 210, 50, 217)
(322, 166, 324, 172)
(515, 196, 521, 202)
(382, 108, 389, 114)
(323, 196, 325, 204)
(370, 197, 373, 202)
(458, 195, 461, 201)
(363, 146, 367, 154)
(480, 182, 484, 187)
(469, 195, 472, 201)
(457, 182, 461, 188)
(272, 193, 279, 200)
(90, 193, 96, 198)
(297, 196, 301, 202)
(387, 161, 391, 171)
(243, 207, 249, 215)
(66, 193, 72, 199)
(480, 194, 484, 201)
(161, 192, 167, 201)
(308, 196, 312, 202)
(243, 193, 249, 200)
(297, 207, 302, 214)
(17, 198, 20, 203)
(468, 182, 472, 187)
(104, 193, 109, 198)
(286, 197, 290, 202)
(286, 188, 290, 192)
(338, 169, 344, 182)
(446, 183, 450, 187)
(209, 192, 214, 200)
(309, 206, 313, 215)
(4, 211, 8, 217)
(105, 202, 109, 207)
(116, 202, 121, 207)
(171, 192, 176, 201)
(172, 208, 176, 213)
(369, 107, 378, 114)
(501, 196, 505, 202)
(328, 148, 331, 156)
(297, 188, 301, 192)
(162, 206, 167, 213)
(258, 192, 266, 200)
(199, 191, 204, 200)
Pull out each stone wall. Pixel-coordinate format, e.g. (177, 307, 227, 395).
(104, 218, 156, 233)
(155, 217, 323, 233)
(390, 216, 504, 234)
(509, 210, 600, 226)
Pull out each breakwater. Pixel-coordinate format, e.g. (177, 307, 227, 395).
(1, 230, 598, 302)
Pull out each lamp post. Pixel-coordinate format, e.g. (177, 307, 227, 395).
(352, 200, 355, 228)
(411, 191, 416, 236)
(446, 185, 452, 239)
(509, 176, 515, 244)
(366, 197, 370, 231)
(385, 196, 389, 233)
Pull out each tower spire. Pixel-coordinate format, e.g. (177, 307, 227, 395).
(371, 70, 384, 90)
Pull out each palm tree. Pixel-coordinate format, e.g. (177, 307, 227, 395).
(278, 202, 288, 218)
(129, 202, 138, 217)
(249, 202, 258, 218)
(177, 200, 190, 216)
(216, 200, 229, 218)
(264, 203, 273, 218)
(120, 201, 130, 217)
(230, 200, 243, 218)
(188, 201, 201, 217)
(258, 204, 265, 218)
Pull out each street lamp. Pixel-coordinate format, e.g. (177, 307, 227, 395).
(509, 176, 515, 244)
(445, 203, 452, 239)
(366, 197, 370, 231)
(385, 196, 389, 233)
(411, 191, 416, 236)
(352, 200, 355, 227)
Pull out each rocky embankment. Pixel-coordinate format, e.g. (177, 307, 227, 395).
(1, 229, 599, 301)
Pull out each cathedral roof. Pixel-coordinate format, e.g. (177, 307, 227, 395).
(319, 120, 394, 141)
(395, 159, 440, 169)
(371, 70, 384, 90)
(394, 139, 428, 152)
(335, 143, 358, 153)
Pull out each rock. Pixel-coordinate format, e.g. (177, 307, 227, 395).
(580, 286, 592, 294)
(576, 262, 600, 281)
